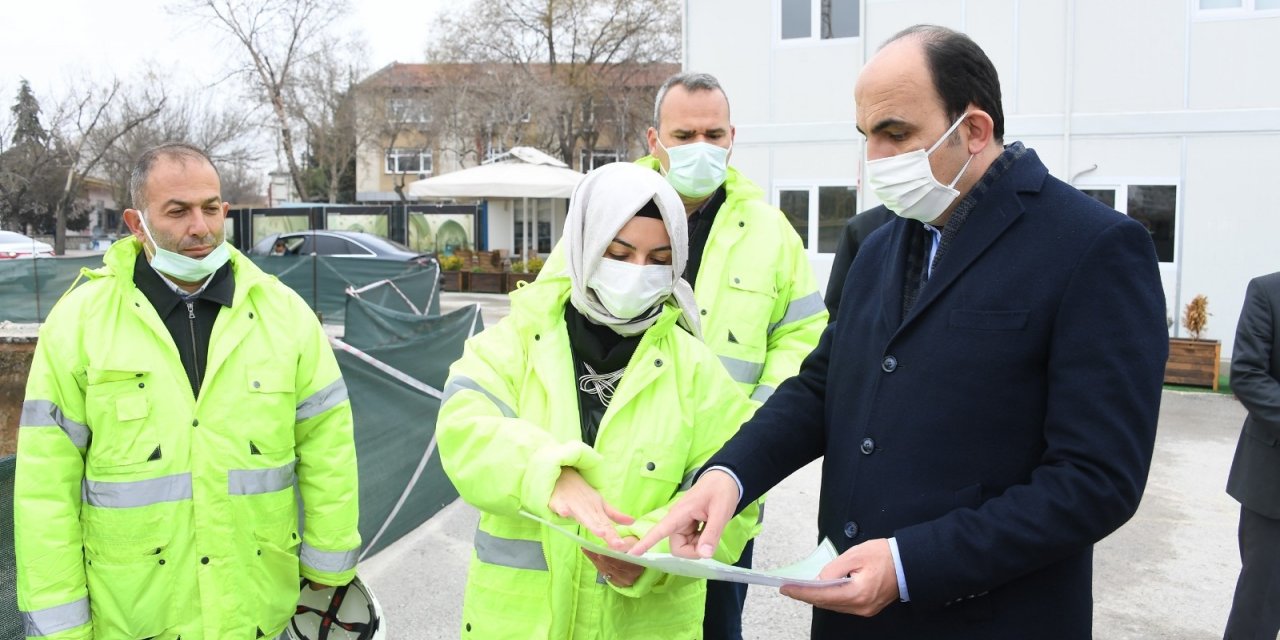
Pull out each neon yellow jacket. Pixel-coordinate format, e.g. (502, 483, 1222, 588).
(438, 276, 759, 639)
(543, 157, 827, 403)
(16, 238, 360, 640)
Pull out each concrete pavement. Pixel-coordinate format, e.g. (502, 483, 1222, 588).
(362, 295, 1247, 638)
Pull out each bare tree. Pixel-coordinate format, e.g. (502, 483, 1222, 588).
(49, 80, 166, 253)
(431, 0, 680, 166)
(95, 72, 260, 215)
(178, 0, 349, 202)
(292, 39, 366, 203)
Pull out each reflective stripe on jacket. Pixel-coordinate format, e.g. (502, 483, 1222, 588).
(438, 276, 759, 639)
(15, 238, 360, 640)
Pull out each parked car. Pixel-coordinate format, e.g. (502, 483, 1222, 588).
(248, 230, 436, 266)
(0, 231, 54, 259)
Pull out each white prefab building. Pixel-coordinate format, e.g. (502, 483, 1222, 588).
(683, 0, 1280, 359)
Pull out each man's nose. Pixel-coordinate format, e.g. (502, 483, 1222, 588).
(188, 212, 212, 238)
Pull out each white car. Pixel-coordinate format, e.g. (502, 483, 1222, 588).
(0, 231, 54, 259)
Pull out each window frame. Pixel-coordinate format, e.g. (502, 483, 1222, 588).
(775, 0, 862, 46)
(1192, 0, 1280, 21)
(579, 148, 623, 171)
(1075, 178, 1181, 264)
(386, 97, 432, 124)
(384, 148, 433, 175)
(774, 179, 860, 256)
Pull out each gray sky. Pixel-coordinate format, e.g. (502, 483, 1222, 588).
(0, 0, 451, 124)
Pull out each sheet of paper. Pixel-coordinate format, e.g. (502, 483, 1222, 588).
(520, 511, 851, 588)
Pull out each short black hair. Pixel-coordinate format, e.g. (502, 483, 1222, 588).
(129, 142, 219, 210)
(885, 25, 1005, 142)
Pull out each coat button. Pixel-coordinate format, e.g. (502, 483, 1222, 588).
(200, 556, 209, 564)
(860, 438, 875, 455)
(192, 419, 199, 427)
(654, 359, 663, 367)
(252, 380, 261, 389)
(844, 521, 859, 539)
(881, 356, 898, 373)
(646, 461, 656, 471)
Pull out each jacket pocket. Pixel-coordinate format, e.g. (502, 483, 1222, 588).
(1243, 418, 1279, 447)
(720, 269, 778, 352)
(949, 309, 1030, 331)
(85, 368, 160, 473)
(83, 516, 173, 638)
(252, 509, 302, 632)
(239, 363, 298, 450)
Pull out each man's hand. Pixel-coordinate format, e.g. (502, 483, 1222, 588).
(628, 469, 739, 558)
(548, 466, 634, 549)
(779, 538, 899, 617)
(582, 536, 645, 587)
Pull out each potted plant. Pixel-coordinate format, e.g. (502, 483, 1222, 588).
(505, 256, 544, 292)
(1165, 294, 1221, 390)
(469, 266, 505, 294)
(439, 255, 466, 292)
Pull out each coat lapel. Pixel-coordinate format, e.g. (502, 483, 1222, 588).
(898, 150, 1047, 332)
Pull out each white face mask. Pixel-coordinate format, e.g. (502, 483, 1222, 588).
(136, 212, 231, 283)
(658, 139, 730, 199)
(587, 258, 674, 321)
(865, 113, 976, 224)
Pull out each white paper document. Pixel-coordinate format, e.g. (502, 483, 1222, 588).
(520, 511, 852, 588)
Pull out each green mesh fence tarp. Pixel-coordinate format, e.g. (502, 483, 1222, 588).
(0, 255, 438, 324)
(339, 302, 483, 558)
(0, 456, 19, 638)
(0, 256, 102, 323)
(247, 256, 439, 323)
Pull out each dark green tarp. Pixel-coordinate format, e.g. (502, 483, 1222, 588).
(340, 300, 483, 559)
(0, 255, 438, 324)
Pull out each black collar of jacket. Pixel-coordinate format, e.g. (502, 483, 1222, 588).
(132, 250, 235, 315)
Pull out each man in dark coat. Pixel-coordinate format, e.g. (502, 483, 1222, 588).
(632, 24, 1168, 639)
(1224, 270, 1280, 640)
(824, 206, 893, 321)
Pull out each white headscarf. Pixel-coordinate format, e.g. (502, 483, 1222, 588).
(563, 162, 701, 338)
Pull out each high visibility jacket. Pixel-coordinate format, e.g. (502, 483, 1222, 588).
(438, 276, 760, 639)
(16, 238, 361, 640)
(543, 158, 827, 404)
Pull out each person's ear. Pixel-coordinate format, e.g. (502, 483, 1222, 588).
(963, 108, 995, 155)
(124, 209, 146, 243)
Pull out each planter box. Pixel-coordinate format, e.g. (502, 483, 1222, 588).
(1165, 338, 1221, 390)
(440, 270, 465, 292)
(468, 271, 505, 294)
(505, 271, 537, 292)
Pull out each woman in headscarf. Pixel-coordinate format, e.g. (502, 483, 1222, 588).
(437, 162, 760, 639)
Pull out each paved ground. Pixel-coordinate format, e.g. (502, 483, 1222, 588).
(362, 296, 1249, 639)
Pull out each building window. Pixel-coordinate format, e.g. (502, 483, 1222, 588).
(1082, 184, 1178, 263)
(387, 98, 431, 124)
(579, 149, 622, 171)
(385, 148, 432, 174)
(1196, 0, 1280, 14)
(777, 184, 857, 254)
(513, 199, 554, 256)
(781, 0, 859, 41)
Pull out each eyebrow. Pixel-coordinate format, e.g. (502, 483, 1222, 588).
(610, 238, 673, 253)
(671, 127, 727, 137)
(162, 196, 222, 210)
(868, 117, 910, 136)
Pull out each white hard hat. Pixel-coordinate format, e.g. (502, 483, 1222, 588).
(286, 575, 386, 640)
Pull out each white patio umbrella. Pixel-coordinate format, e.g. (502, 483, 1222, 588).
(406, 147, 585, 261)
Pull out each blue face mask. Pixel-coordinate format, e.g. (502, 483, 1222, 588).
(658, 139, 731, 199)
(136, 212, 231, 283)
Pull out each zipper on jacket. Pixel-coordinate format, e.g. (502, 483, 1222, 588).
(186, 300, 202, 395)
